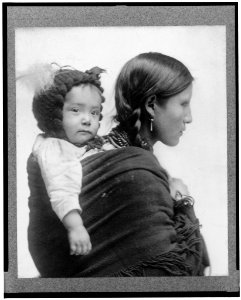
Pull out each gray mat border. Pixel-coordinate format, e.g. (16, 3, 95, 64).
(5, 3, 239, 294)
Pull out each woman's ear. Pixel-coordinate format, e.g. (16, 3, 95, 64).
(145, 95, 156, 117)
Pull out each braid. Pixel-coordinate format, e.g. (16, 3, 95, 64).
(127, 107, 142, 146)
(115, 106, 151, 150)
(114, 86, 151, 150)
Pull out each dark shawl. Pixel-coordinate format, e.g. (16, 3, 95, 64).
(27, 146, 209, 277)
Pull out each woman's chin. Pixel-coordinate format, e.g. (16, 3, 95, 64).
(162, 138, 180, 147)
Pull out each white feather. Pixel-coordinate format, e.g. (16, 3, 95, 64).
(16, 63, 58, 94)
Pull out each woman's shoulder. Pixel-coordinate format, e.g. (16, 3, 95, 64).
(81, 145, 169, 181)
(109, 146, 162, 165)
(82, 145, 153, 162)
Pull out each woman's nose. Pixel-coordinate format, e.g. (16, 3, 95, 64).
(184, 107, 192, 124)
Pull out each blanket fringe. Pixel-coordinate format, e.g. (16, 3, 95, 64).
(109, 250, 193, 277)
(109, 214, 203, 277)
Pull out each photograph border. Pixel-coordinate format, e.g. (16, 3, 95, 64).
(4, 2, 239, 296)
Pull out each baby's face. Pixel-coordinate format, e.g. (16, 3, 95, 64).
(62, 84, 102, 145)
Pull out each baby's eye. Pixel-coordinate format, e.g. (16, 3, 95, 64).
(91, 110, 100, 116)
(181, 102, 189, 107)
(71, 107, 80, 113)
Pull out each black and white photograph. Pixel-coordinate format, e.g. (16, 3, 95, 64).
(5, 3, 238, 296)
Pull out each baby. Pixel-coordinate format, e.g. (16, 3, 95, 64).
(24, 64, 112, 256)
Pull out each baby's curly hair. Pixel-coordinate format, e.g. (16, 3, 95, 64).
(32, 66, 105, 138)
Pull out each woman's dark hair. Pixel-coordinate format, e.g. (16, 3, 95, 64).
(115, 52, 194, 147)
(32, 66, 105, 138)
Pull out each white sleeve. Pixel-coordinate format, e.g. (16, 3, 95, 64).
(32, 136, 83, 221)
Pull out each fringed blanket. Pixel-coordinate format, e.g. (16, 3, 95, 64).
(27, 146, 209, 277)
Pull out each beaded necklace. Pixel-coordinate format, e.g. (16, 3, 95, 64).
(104, 126, 152, 151)
(106, 127, 130, 148)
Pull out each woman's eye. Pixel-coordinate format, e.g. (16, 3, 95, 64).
(181, 102, 188, 107)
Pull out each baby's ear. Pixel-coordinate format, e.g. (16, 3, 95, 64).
(145, 95, 156, 117)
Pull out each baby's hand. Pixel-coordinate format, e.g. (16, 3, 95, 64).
(169, 177, 190, 200)
(68, 225, 92, 256)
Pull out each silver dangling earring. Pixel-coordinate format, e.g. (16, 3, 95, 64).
(150, 118, 154, 132)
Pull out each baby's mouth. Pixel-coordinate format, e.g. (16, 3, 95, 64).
(78, 130, 91, 134)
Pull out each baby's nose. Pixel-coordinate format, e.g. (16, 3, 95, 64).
(81, 114, 91, 125)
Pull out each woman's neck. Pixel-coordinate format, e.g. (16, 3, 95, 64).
(139, 125, 156, 147)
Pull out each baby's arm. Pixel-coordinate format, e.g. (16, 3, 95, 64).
(62, 210, 92, 256)
(33, 135, 92, 256)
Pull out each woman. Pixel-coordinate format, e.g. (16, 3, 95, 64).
(27, 52, 210, 277)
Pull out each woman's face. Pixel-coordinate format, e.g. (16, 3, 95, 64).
(62, 84, 102, 145)
(152, 84, 193, 146)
